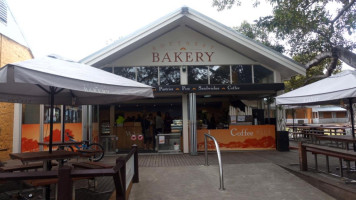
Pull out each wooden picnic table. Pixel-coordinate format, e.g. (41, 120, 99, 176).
(316, 135, 356, 150)
(9, 150, 81, 200)
(9, 150, 80, 165)
(38, 141, 82, 147)
(287, 125, 325, 142)
(318, 126, 349, 135)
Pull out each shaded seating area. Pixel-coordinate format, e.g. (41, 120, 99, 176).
(0, 145, 139, 200)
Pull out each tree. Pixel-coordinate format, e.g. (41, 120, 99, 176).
(213, 0, 356, 79)
(235, 21, 341, 91)
(235, 21, 285, 53)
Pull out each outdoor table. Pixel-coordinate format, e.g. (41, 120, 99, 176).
(38, 141, 82, 147)
(9, 150, 80, 165)
(316, 135, 356, 150)
(315, 135, 356, 172)
(319, 126, 348, 135)
(9, 150, 80, 200)
(288, 125, 324, 142)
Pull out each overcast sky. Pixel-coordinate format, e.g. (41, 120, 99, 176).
(7, 0, 273, 61)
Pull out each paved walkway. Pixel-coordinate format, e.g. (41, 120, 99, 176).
(2, 142, 356, 199)
(130, 164, 334, 200)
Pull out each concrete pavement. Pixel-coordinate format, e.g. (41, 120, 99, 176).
(129, 163, 334, 200)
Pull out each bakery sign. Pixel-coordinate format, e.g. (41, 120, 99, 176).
(154, 85, 241, 93)
(152, 52, 214, 63)
(151, 41, 215, 63)
(153, 83, 284, 93)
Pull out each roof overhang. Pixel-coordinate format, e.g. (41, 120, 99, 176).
(81, 7, 306, 80)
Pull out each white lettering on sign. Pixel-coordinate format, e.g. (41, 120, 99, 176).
(227, 85, 240, 90)
(198, 85, 220, 91)
(152, 52, 215, 63)
(158, 87, 174, 92)
(230, 128, 254, 136)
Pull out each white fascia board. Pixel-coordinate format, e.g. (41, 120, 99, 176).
(186, 14, 306, 76)
(83, 12, 184, 65)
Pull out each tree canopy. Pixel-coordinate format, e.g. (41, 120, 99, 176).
(213, 0, 356, 82)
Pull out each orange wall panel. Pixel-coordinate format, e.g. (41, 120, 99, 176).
(197, 125, 275, 151)
(22, 123, 82, 152)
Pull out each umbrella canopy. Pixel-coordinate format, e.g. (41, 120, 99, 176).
(0, 56, 153, 105)
(276, 70, 356, 106)
(276, 70, 356, 148)
(0, 56, 154, 153)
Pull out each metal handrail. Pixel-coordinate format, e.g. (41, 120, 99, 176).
(204, 133, 225, 190)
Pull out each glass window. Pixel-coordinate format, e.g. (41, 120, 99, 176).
(159, 66, 180, 85)
(209, 65, 230, 84)
(22, 104, 40, 124)
(102, 67, 112, 73)
(137, 66, 158, 86)
(231, 65, 252, 84)
(44, 105, 61, 124)
(21, 104, 41, 152)
(254, 65, 274, 83)
(188, 66, 208, 84)
(114, 67, 136, 80)
(65, 106, 82, 123)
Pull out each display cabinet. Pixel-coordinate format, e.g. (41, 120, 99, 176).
(156, 132, 182, 153)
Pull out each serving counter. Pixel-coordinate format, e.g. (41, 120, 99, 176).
(197, 125, 276, 151)
(156, 132, 182, 153)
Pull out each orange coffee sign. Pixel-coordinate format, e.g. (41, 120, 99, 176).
(197, 125, 276, 151)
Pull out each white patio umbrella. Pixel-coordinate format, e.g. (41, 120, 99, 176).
(276, 70, 356, 147)
(0, 56, 154, 153)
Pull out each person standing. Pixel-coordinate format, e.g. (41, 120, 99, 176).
(155, 111, 164, 133)
(164, 112, 173, 133)
(153, 111, 164, 150)
(141, 114, 152, 150)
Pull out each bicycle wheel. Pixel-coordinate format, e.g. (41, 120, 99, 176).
(57, 145, 74, 152)
(88, 143, 104, 162)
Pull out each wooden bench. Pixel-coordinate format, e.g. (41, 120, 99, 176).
(72, 162, 112, 169)
(0, 162, 58, 172)
(24, 176, 89, 199)
(299, 142, 356, 177)
(24, 176, 87, 187)
(71, 162, 113, 191)
(290, 131, 322, 143)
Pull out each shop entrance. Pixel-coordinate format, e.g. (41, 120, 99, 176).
(98, 98, 182, 153)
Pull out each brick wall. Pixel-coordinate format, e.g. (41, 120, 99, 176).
(0, 35, 33, 160)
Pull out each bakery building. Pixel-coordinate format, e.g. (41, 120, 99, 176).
(15, 7, 306, 154)
(79, 7, 305, 154)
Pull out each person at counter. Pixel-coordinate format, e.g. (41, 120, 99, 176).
(208, 114, 216, 129)
(141, 114, 152, 150)
(153, 111, 164, 150)
(155, 111, 164, 133)
(115, 113, 125, 126)
(164, 112, 173, 133)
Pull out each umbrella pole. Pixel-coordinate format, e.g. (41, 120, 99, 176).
(45, 88, 55, 200)
(62, 105, 66, 143)
(49, 88, 55, 154)
(292, 109, 295, 132)
(348, 98, 356, 151)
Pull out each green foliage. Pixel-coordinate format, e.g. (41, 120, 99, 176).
(284, 54, 342, 92)
(234, 21, 285, 53)
(214, 0, 356, 54)
(213, 0, 355, 90)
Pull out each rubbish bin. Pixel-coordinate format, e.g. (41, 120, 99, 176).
(276, 131, 289, 151)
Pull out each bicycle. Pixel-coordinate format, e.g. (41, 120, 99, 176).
(58, 132, 105, 162)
